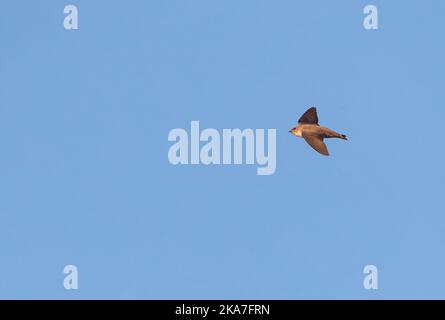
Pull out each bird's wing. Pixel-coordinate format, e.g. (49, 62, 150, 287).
(302, 133, 329, 156)
(298, 107, 319, 125)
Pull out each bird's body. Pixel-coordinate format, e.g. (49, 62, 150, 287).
(289, 107, 347, 156)
(291, 124, 341, 138)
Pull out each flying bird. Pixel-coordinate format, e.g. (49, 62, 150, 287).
(289, 107, 347, 156)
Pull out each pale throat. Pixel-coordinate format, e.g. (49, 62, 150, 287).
(292, 128, 303, 137)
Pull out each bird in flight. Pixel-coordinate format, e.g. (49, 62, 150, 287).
(289, 107, 347, 156)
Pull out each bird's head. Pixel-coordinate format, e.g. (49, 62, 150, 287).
(289, 126, 301, 137)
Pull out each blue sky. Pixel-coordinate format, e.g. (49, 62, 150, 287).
(1, 0, 444, 299)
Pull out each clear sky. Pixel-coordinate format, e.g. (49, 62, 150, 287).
(1, 0, 444, 299)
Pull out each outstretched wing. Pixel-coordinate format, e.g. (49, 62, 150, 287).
(302, 133, 329, 156)
(298, 107, 319, 125)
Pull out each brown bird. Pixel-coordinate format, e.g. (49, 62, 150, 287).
(289, 107, 347, 156)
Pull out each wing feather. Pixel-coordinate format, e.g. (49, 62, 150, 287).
(298, 107, 319, 125)
(302, 133, 329, 156)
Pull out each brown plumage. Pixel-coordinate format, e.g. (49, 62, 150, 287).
(289, 107, 347, 156)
